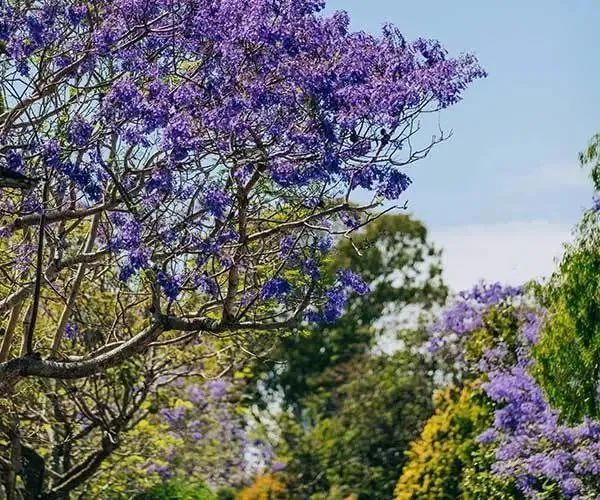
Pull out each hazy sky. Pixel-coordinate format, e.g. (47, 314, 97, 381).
(325, 0, 600, 291)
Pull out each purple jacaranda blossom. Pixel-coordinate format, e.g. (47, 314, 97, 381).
(64, 322, 80, 341)
(157, 271, 181, 302)
(306, 269, 370, 324)
(520, 310, 545, 345)
(68, 115, 93, 147)
(193, 273, 219, 297)
(481, 353, 600, 498)
(109, 213, 142, 252)
(279, 235, 298, 261)
(593, 194, 600, 212)
(5, 150, 24, 172)
(147, 463, 172, 481)
(0, 0, 485, 332)
(119, 247, 151, 282)
(187, 385, 205, 406)
(271, 461, 287, 472)
(440, 287, 600, 499)
(337, 269, 370, 295)
(322, 286, 347, 324)
(428, 282, 523, 354)
(202, 185, 230, 219)
(260, 278, 292, 302)
(160, 406, 186, 427)
(207, 379, 229, 399)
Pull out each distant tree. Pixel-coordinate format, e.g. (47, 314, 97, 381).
(534, 215, 600, 422)
(395, 382, 520, 500)
(403, 281, 600, 499)
(532, 138, 600, 422)
(396, 285, 528, 499)
(246, 214, 447, 499)
(252, 214, 447, 414)
(281, 347, 435, 499)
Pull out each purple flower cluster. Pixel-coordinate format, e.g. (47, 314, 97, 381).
(145, 169, 173, 199)
(119, 247, 151, 282)
(481, 353, 600, 498)
(68, 115, 93, 147)
(109, 213, 143, 250)
(162, 115, 200, 163)
(60, 160, 103, 201)
(147, 463, 172, 481)
(428, 282, 523, 354)
(459, 282, 523, 304)
(66, 3, 88, 26)
(157, 271, 181, 302)
(379, 171, 413, 200)
(64, 322, 80, 341)
(337, 269, 370, 295)
(260, 278, 292, 303)
(5, 150, 24, 172)
(153, 378, 275, 486)
(194, 273, 219, 298)
(102, 78, 145, 123)
(307, 269, 370, 324)
(279, 235, 298, 261)
(593, 193, 600, 213)
(432, 283, 600, 498)
(160, 406, 186, 427)
(347, 163, 414, 200)
(0, 0, 484, 339)
(202, 185, 231, 220)
(0, 0, 483, 184)
(207, 379, 229, 399)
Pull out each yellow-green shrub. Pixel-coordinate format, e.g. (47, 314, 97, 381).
(395, 382, 519, 499)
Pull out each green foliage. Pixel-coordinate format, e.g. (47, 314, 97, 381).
(280, 344, 435, 500)
(460, 447, 526, 500)
(465, 306, 522, 367)
(134, 480, 216, 500)
(395, 383, 519, 500)
(216, 488, 237, 500)
(245, 214, 447, 499)
(535, 213, 600, 422)
(579, 133, 600, 190)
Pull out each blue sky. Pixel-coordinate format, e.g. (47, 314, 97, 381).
(325, 0, 600, 290)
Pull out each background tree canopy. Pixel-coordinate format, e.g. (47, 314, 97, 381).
(243, 214, 446, 499)
(250, 214, 446, 410)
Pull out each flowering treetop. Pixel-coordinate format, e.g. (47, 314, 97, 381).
(428, 283, 600, 499)
(0, 0, 484, 384)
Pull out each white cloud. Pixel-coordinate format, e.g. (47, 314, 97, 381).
(432, 221, 574, 292)
(508, 164, 590, 192)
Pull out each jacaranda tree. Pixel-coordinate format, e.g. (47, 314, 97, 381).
(0, 0, 484, 386)
(0, 1, 483, 496)
(400, 283, 600, 499)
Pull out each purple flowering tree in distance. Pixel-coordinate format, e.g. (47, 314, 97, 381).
(147, 378, 276, 489)
(430, 283, 600, 498)
(0, 0, 484, 388)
